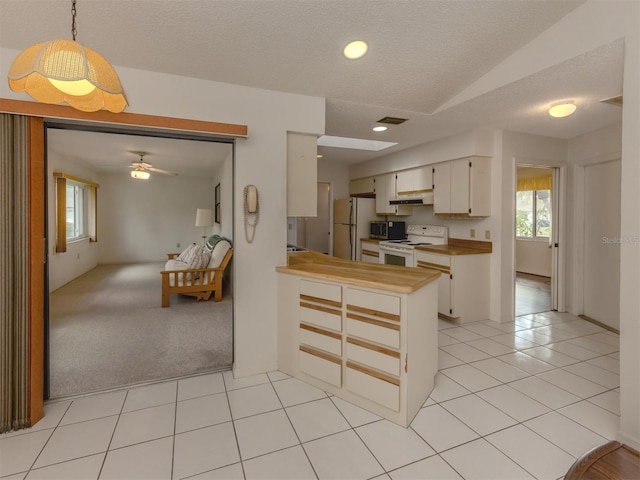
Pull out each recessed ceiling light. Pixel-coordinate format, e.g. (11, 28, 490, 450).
(373, 126, 387, 132)
(344, 40, 368, 60)
(548, 102, 576, 118)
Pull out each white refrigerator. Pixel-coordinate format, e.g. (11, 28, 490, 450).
(333, 197, 376, 261)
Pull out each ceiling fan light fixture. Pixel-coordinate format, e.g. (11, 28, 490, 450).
(131, 167, 150, 180)
(548, 102, 576, 118)
(344, 40, 368, 60)
(7, 1, 128, 113)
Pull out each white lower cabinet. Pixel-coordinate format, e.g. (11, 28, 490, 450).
(360, 239, 380, 263)
(277, 273, 438, 427)
(414, 249, 490, 323)
(346, 362, 400, 412)
(299, 347, 341, 387)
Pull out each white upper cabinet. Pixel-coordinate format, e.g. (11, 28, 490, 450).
(433, 157, 491, 217)
(287, 132, 317, 217)
(395, 166, 432, 196)
(349, 177, 375, 197)
(374, 174, 411, 216)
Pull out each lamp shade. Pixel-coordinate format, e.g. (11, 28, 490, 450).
(8, 39, 128, 113)
(131, 168, 150, 180)
(195, 208, 214, 227)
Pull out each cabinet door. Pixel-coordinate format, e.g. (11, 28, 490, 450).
(350, 177, 375, 196)
(360, 241, 379, 263)
(449, 158, 470, 214)
(287, 132, 317, 217)
(414, 166, 433, 193)
(395, 170, 413, 195)
(415, 252, 452, 316)
(433, 163, 451, 214)
(375, 174, 394, 215)
(469, 157, 492, 216)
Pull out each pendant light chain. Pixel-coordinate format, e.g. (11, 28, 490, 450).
(71, 0, 77, 41)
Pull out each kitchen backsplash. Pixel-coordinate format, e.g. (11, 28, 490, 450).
(398, 205, 494, 242)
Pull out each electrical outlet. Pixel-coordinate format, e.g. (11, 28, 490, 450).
(176, 243, 181, 248)
(485, 230, 491, 240)
(470, 229, 475, 238)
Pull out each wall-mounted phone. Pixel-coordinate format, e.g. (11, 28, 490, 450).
(243, 185, 259, 243)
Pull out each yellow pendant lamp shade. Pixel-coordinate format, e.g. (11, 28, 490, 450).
(8, 39, 128, 113)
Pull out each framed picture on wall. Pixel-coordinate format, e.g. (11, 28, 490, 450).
(215, 183, 221, 224)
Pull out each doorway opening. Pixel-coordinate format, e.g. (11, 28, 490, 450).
(515, 165, 557, 316)
(44, 123, 235, 399)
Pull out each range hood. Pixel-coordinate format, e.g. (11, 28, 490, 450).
(390, 190, 434, 205)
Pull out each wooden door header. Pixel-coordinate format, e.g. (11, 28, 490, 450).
(0, 98, 248, 138)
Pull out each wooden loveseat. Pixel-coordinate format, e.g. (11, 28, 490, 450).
(160, 237, 233, 307)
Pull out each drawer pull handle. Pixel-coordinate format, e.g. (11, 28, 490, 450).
(346, 313, 400, 331)
(300, 345, 341, 365)
(347, 361, 400, 386)
(300, 323, 341, 339)
(300, 294, 342, 308)
(346, 304, 400, 322)
(347, 336, 400, 359)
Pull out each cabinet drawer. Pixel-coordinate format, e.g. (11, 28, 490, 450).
(346, 316, 400, 349)
(346, 362, 400, 412)
(415, 252, 450, 269)
(299, 280, 342, 331)
(300, 302, 342, 332)
(299, 346, 341, 387)
(346, 337, 400, 376)
(300, 323, 342, 356)
(300, 279, 342, 303)
(346, 288, 400, 317)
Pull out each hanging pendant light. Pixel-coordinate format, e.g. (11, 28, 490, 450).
(7, 0, 128, 113)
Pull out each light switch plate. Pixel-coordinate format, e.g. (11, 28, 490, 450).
(485, 230, 491, 240)
(470, 229, 475, 238)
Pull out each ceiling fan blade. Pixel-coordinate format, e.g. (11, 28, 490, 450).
(131, 160, 153, 168)
(146, 166, 178, 176)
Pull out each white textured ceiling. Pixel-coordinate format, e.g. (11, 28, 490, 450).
(0, 0, 624, 166)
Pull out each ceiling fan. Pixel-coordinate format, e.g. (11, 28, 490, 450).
(129, 153, 178, 179)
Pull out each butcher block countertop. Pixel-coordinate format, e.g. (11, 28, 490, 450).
(416, 238, 492, 256)
(277, 250, 439, 294)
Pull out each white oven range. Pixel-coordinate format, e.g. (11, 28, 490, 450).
(379, 225, 448, 267)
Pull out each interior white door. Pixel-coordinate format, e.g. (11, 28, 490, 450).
(304, 182, 331, 253)
(583, 160, 621, 330)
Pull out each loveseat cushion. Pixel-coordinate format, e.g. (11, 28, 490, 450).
(208, 239, 231, 268)
(165, 259, 190, 271)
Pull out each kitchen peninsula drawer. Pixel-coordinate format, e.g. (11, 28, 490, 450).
(299, 280, 342, 332)
(346, 337, 400, 376)
(346, 288, 400, 318)
(346, 362, 400, 412)
(346, 316, 400, 349)
(299, 346, 342, 387)
(300, 323, 342, 357)
(300, 279, 342, 303)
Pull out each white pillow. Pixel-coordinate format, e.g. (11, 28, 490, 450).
(177, 243, 199, 263)
(208, 240, 231, 268)
(188, 246, 211, 269)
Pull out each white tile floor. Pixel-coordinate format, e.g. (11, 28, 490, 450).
(0, 311, 620, 480)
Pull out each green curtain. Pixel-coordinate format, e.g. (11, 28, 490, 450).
(0, 113, 29, 433)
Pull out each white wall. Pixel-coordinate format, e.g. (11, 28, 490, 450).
(211, 150, 233, 240)
(516, 240, 552, 277)
(47, 151, 100, 292)
(97, 172, 215, 263)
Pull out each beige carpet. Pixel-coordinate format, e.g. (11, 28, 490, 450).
(49, 263, 233, 399)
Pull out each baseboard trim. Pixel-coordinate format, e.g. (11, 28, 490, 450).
(578, 314, 620, 334)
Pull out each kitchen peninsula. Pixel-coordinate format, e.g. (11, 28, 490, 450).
(277, 251, 439, 427)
